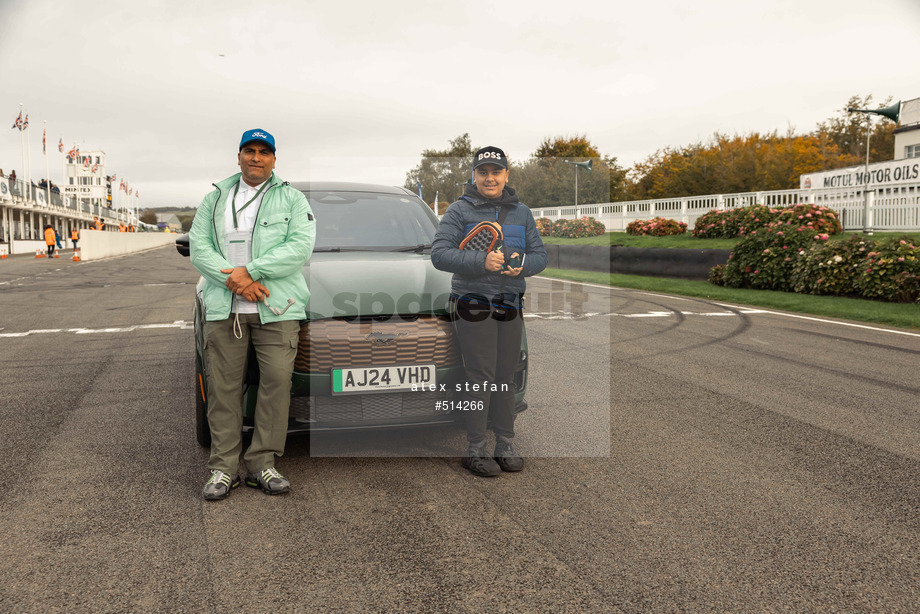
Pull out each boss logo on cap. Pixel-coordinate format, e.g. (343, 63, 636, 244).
(478, 151, 503, 161)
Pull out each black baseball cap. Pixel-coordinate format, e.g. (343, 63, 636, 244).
(472, 146, 508, 170)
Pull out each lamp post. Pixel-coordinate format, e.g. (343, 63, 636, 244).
(455, 179, 471, 200)
(847, 101, 901, 235)
(563, 159, 593, 208)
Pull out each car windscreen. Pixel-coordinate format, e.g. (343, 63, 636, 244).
(304, 191, 439, 251)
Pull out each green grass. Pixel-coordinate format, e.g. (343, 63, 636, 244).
(541, 233, 738, 248)
(540, 231, 920, 250)
(540, 267, 920, 330)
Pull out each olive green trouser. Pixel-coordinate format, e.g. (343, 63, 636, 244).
(204, 315, 300, 475)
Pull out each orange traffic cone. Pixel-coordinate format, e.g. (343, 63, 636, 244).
(54, 251, 60, 258)
(35, 249, 44, 258)
(72, 248, 81, 262)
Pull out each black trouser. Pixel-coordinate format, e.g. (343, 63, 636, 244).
(451, 297, 523, 445)
(46, 245, 54, 257)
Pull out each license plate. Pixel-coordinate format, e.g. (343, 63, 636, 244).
(331, 364, 436, 395)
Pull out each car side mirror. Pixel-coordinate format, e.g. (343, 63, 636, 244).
(176, 233, 190, 257)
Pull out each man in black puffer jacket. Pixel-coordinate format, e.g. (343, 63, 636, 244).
(431, 145, 547, 477)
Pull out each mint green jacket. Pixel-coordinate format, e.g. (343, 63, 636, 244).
(189, 172, 315, 323)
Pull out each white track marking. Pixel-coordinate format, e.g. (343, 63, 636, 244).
(712, 306, 920, 339)
(536, 275, 919, 338)
(0, 321, 193, 338)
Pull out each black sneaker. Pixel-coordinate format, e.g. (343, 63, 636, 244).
(462, 443, 501, 477)
(494, 438, 524, 472)
(202, 469, 241, 500)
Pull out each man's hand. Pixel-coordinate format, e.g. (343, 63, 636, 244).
(240, 281, 270, 303)
(221, 267, 254, 294)
(484, 250, 504, 272)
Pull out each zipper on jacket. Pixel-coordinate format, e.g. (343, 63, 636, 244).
(211, 184, 225, 258)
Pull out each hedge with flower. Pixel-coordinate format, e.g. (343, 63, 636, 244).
(535, 217, 553, 236)
(693, 203, 842, 239)
(626, 217, 687, 236)
(535, 216, 606, 239)
(711, 229, 920, 303)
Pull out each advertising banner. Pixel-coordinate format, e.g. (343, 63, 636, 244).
(0, 177, 9, 201)
(800, 158, 920, 189)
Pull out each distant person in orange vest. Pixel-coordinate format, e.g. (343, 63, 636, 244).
(43, 224, 56, 258)
(119, 222, 127, 232)
(71, 228, 79, 250)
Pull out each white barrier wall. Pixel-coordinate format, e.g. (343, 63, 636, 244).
(79, 230, 177, 261)
(12, 239, 55, 254)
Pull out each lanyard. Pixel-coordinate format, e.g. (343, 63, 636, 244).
(231, 180, 269, 229)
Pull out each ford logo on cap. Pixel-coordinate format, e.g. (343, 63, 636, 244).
(240, 128, 275, 153)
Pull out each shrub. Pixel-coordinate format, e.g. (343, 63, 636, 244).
(626, 217, 687, 236)
(720, 223, 820, 291)
(709, 264, 726, 286)
(853, 237, 920, 302)
(693, 203, 841, 239)
(550, 216, 605, 239)
(693, 209, 738, 239)
(717, 232, 920, 303)
(790, 235, 870, 296)
(535, 217, 553, 236)
(775, 204, 842, 235)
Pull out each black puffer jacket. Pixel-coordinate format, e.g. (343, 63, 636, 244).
(430, 185, 547, 308)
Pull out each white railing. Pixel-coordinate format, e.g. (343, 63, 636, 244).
(532, 182, 920, 232)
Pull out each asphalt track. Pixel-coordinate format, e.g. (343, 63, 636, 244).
(1, 245, 919, 612)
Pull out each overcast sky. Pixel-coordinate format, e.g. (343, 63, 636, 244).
(1, 0, 919, 207)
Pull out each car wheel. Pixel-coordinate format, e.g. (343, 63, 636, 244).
(195, 366, 211, 448)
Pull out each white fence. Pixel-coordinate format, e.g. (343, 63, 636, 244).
(532, 182, 920, 232)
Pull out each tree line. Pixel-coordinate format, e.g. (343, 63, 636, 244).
(404, 95, 897, 209)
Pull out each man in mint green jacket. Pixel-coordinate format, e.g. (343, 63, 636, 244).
(190, 129, 315, 500)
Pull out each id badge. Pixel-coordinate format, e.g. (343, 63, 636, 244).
(226, 230, 251, 267)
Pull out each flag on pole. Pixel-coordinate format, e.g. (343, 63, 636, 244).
(11, 111, 22, 130)
(43, 127, 46, 154)
(110, 173, 116, 182)
(22, 115, 28, 130)
(91, 163, 98, 173)
(58, 138, 63, 153)
(67, 146, 76, 159)
(417, 180, 422, 200)
(84, 157, 90, 167)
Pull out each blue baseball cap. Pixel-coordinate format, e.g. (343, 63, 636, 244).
(239, 129, 275, 153)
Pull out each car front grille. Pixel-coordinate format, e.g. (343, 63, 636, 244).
(289, 391, 447, 424)
(295, 316, 460, 373)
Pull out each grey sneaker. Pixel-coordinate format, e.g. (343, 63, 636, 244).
(461, 443, 501, 477)
(494, 438, 524, 472)
(202, 469, 240, 500)
(245, 467, 291, 495)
